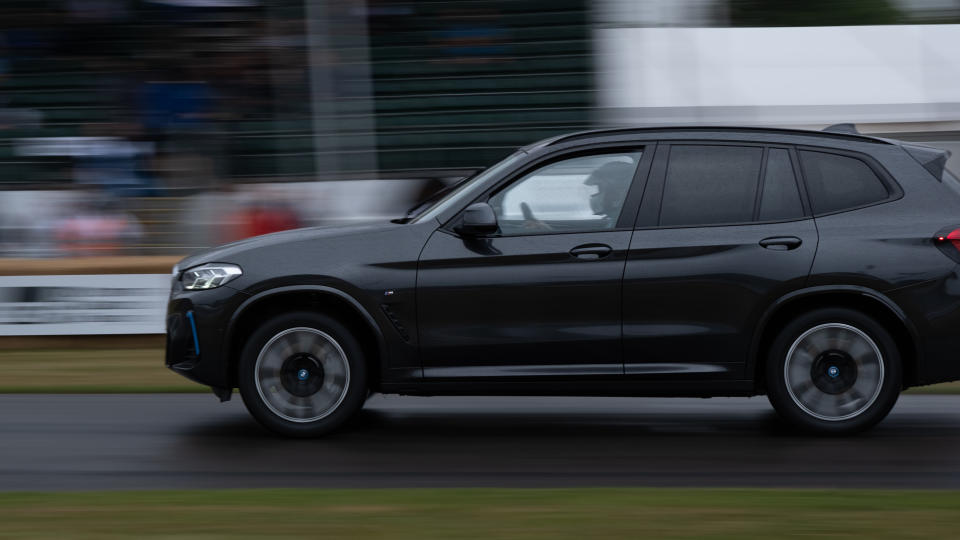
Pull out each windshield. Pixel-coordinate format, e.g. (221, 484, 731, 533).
(412, 150, 527, 223)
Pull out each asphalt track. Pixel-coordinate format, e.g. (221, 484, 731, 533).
(2, 393, 960, 491)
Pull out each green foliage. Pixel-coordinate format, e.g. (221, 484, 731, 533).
(728, 0, 903, 27)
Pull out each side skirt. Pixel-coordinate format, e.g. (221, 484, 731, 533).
(379, 379, 758, 398)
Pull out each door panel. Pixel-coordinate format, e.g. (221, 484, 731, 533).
(415, 146, 653, 379)
(623, 220, 817, 378)
(417, 229, 631, 377)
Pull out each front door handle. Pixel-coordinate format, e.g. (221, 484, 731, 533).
(570, 243, 613, 260)
(759, 236, 802, 251)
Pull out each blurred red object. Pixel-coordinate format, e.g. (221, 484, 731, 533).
(223, 202, 301, 242)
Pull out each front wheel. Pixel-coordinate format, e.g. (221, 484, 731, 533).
(766, 308, 901, 434)
(238, 311, 367, 437)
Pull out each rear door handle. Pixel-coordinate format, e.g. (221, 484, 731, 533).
(759, 236, 802, 251)
(570, 243, 613, 260)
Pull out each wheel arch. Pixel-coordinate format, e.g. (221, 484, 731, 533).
(750, 286, 922, 392)
(224, 285, 388, 391)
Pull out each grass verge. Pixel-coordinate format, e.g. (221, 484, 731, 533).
(904, 381, 960, 394)
(1, 347, 960, 394)
(0, 348, 200, 393)
(0, 488, 959, 539)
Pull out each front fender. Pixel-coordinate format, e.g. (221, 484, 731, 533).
(222, 283, 391, 384)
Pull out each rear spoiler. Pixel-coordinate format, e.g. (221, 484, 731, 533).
(902, 143, 952, 180)
(822, 123, 951, 179)
(822, 123, 860, 135)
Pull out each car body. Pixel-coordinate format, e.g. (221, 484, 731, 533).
(166, 125, 960, 436)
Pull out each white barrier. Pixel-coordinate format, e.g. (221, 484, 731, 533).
(0, 274, 170, 336)
(597, 24, 960, 126)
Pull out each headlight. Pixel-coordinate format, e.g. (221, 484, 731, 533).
(181, 263, 243, 290)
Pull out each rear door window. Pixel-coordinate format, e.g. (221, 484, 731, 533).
(659, 145, 763, 227)
(799, 150, 889, 214)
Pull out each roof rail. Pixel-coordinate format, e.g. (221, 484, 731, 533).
(543, 125, 891, 147)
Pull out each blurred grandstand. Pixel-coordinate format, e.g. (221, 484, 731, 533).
(0, 0, 594, 256)
(1, 0, 959, 257)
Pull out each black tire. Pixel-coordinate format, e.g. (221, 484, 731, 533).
(238, 311, 367, 437)
(766, 308, 901, 434)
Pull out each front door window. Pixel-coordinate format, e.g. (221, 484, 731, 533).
(489, 151, 642, 235)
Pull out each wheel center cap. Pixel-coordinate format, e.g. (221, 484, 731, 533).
(811, 350, 858, 394)
(297, 368, 310, 381)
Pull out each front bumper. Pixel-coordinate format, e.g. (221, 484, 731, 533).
(165, 309, 200, 378)
(165, 284, 247, 391)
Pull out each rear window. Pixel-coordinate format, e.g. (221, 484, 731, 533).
(799, 151, 889, 214)
(943, 168, 960, 197)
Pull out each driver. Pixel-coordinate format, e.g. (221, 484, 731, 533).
(584, 160, 634, 225)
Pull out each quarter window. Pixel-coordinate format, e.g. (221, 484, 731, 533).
(489, 151, 641, 235)
(799, 150, 889, 214)
(659, 145, 763, 226)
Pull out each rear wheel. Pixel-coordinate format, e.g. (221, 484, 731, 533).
(766, 308, 901, 434)
(238, 311, 367, 437)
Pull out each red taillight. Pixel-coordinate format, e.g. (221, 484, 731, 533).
(949, 230, 960, 250)
(934, 228, 960, 262)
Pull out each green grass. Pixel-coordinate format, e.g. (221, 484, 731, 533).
(0, 348, 201, 393)
(905, 381, 960, 394)
(1, 347, 960, 394)
(0, 488, 959, 539)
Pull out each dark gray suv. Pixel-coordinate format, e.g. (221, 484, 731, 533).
(166, 125, 960, 437)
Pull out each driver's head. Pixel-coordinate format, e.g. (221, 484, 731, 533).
(584, 161, 633, 217)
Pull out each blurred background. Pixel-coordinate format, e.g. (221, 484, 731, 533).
(3, 4, 960, 526)
(0, 0, 959, 259)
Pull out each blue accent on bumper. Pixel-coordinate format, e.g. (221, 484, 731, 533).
(185, 310, 201, 356)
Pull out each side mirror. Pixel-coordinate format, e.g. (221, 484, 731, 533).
(455, 202, 498, 236)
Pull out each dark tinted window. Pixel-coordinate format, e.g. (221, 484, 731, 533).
(799, 151, 888, 214)
(758, 148, 804, 220)
(660, 145, 763, 226)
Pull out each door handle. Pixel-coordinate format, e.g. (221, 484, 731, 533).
(759, 236, 802, 251)
(570, 243, 613, 260)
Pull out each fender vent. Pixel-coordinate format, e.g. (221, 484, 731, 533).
(380, 304, 410, 341)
